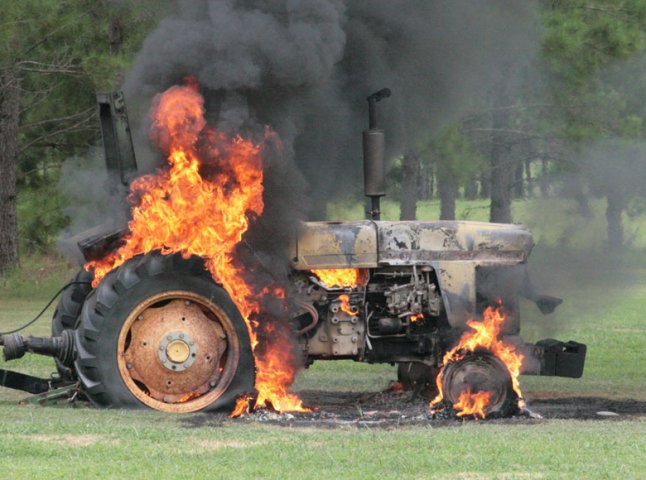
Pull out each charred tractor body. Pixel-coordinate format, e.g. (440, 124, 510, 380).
(0, 90, 586, 416)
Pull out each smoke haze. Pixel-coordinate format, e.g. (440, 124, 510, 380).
(123, 0, 540, 217)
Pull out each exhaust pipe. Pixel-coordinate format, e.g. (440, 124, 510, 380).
(363, 88, 391, 221)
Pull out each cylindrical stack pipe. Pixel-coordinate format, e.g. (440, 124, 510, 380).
(363, 88, 391, 220)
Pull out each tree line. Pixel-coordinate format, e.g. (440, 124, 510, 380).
(2, 0, 646, 276)
(396, 0, 646, 250)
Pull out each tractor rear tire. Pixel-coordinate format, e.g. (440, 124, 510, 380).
(74, 252, 255, 412)
(51, 268, 94, 379)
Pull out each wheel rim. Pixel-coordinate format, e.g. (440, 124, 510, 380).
(117, 290, 240, 412)
(441, 352, 513, 415)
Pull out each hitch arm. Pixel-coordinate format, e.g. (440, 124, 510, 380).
(0, 369, 51, 394)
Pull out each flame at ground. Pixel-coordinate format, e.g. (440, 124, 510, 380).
(311, 268, 366, 288)
(86, 81, 307, 415)
(430, 304, 525, 418)
(453, 388, 493, 419)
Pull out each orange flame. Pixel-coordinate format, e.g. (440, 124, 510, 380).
(409, 313, 424, 323)
(430, 304, 525, 417)
(453, 388, 493, 419)
(338, 294, 358, 316)
(311, 269, 366, 288)
(85, 81, 307, 415)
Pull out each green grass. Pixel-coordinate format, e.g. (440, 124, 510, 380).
(0, 407, 643, 479)
(0, 199, 645, 478)
(0, 253, 76, 301)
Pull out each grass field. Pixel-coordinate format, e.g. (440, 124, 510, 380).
(0, 199, 645, 479)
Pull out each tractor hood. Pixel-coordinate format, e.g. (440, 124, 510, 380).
(290, 220, 534, 270)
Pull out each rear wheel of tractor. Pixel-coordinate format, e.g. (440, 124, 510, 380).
(51, 268, 94, 379)
(74, 252, 255, 412)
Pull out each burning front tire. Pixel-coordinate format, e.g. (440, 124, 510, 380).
(74, 252, 255, 412)
(441, 352, 517, 417)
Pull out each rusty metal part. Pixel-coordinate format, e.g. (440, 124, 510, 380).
(291, 221, 378, 268)
(441, 352, 513, 415)
(305, 295, 365, 358)
(117, 291, 240, 413)
(290, 220, 533, 270)
(290, 220, 533, 329)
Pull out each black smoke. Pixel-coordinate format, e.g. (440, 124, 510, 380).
(123, 0, 539, 219)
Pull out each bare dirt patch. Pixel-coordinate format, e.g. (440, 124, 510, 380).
(27, 433, 117, 447)
(181, 390, 646, 429)
(194, 438, 267, 450)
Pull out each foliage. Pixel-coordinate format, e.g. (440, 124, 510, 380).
(2, 1, 646, 254)
(17, 184, 68, 253)
(0, 0, 163, 257)
(430, 124, 484, 186)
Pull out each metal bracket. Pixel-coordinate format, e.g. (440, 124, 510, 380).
(97, 91, 139, 186)
(0, 368, 52, 394)
(19, 384, 79, 406)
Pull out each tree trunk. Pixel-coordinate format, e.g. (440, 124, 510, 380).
(524, 157, 533, 199)
(437, 163, 456, 220)
(513, 160, 524, 199)
(438, 178, 456, 220)
(606, 193, 624, 251)
(0, 71, 20, 275)
(540, 158, 549, 198)
(464, 174, 478, 200)
(400, 152, 419, 220)
(419, 160, 432, 200)
(108, 18, 124, 54)
(489, 69, 515, 224)
(479, 172, 490, 199)
(427, 163, 435, 200)
(489, 132, 514, 223)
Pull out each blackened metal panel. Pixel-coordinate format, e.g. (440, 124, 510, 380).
(96, 91, 138, 185)
(290, 221, 378, 269)
(377, 221, 534, 265)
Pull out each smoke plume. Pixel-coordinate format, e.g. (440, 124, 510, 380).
(123, 0, 539, 218)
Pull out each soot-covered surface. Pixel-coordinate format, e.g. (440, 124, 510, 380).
(180, 390, 646, 429)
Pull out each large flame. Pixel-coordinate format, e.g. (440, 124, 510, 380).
(311, 268, 366, 288)
(453, 388, 493, 419)
(430, 304, 525, 418)
(86, 81, 307, 415)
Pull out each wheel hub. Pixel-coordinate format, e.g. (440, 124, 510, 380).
(441, 352, 514, 415)
(118, 295, 237, 408)
(158, 332, 197, 371)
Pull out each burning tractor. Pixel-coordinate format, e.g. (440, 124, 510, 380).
(0, 85, 586, 418)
